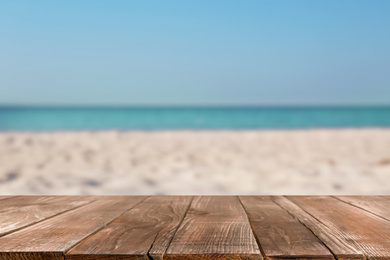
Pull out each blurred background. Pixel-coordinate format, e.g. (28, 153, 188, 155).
(1, 0, 389, 195)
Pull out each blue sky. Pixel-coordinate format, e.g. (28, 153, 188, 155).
(1, 0, 389, 106)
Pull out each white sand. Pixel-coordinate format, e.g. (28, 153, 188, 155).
(1, 129, 389, 195)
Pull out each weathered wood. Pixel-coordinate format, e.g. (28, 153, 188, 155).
(272, 196, 362, 260)
(288, 196, 390, 260)
(66, 196, 193, 260)
(0, 196, 95, 236)
(1, 195, 390, 260)
(240, 196, 333, 260)
(0, 196, 147, 260)
(165, 196, 262, 260)
(336, 196, 390, 221)
(0, 252, 63, 260)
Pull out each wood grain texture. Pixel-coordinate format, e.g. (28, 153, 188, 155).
(66, 196, 193, 260)
(0, 196, 147, 260)
(272, 196, 362, 260)
(336, 196, 390, 221)
(239, 196, 333, 260)
(0, 252, 63, 260)
(1, 196, 390, 260)
(165, 196, 262, 260)
(0, 196, 95, 237)
(287, 196, 390, 260)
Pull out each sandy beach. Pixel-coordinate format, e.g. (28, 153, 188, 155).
(1, 129, 389, 195)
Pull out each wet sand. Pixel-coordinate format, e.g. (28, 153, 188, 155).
(1, 129, 389, 195)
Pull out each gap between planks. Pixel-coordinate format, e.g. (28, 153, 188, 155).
(240, 196, 334, 260)
(286, 196, 390, 260)
(0, 196, 97, 237)
(331, 196, 390, 223)
(147, 196, 195, 260)
(237, 196, 267, 259)
(272, 196, 338, 260)
(64, 196, 150, 255)
(65, 196, 193, 260)
(0, 196, 148, 260)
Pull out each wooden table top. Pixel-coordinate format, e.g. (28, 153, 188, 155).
(0, 196, 389, 260)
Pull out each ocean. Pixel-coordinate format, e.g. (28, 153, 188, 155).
(0, 106, 389, 131)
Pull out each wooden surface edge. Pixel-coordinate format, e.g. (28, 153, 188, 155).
(164, 253, 262, 260)
(65, 254, 147, 260)
(0, 251, 64, 260)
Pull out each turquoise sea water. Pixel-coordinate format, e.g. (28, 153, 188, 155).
(0, 106, 389, 130)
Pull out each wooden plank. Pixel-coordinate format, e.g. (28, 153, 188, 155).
(287, 196, 390, 260)
(272, 196, 362, 260)
(0, 196, 147, 260)
(66, 196, 193, 260)
(165, 196, 262, 260)
(0, 252, 64, 260)
(239, 196, 333, 260)
(0, 196, 95, 236)
(336, 196, 390, 221)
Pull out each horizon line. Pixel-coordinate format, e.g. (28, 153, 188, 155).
(1, 104, 390, 109)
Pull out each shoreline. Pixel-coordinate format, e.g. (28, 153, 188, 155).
(1, 126, 390, 133)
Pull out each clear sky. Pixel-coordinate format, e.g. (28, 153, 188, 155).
(1, 0, 389, 106)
